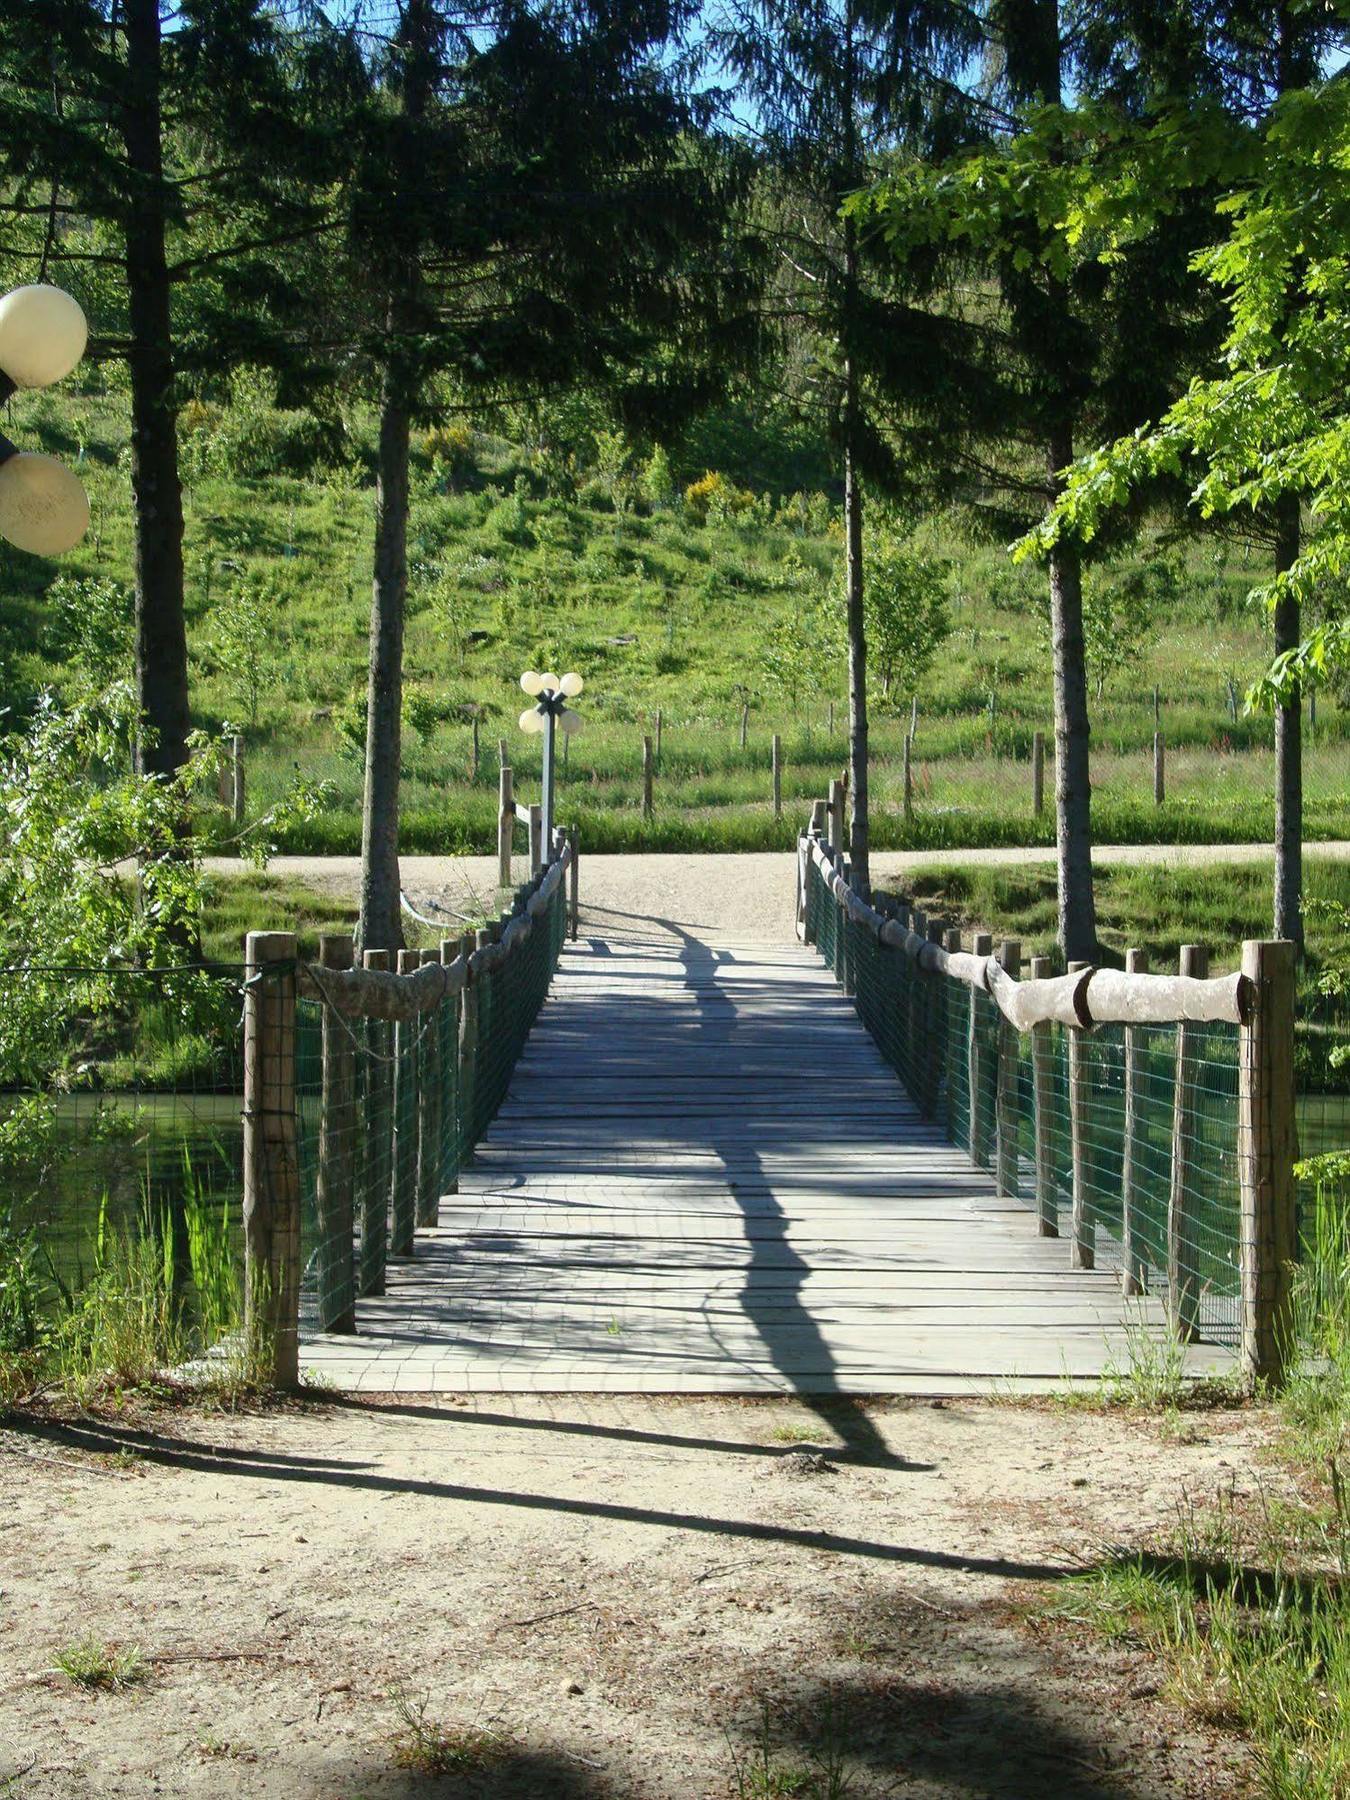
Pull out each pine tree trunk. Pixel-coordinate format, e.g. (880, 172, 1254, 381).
(123, 0, 188, 783)
(358, 302, 411, 955)
(1273, 494, 1303, 950)
(1047, 427, 1098, 964)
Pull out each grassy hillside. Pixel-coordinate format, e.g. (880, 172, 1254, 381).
(3, 376, 1346, 852)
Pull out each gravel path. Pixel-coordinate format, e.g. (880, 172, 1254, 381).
(213, 842, 1350, 944)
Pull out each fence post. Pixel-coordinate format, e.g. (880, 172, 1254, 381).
(771, 734, 782, 819)
(1167, 944, 1207, 1342)
(910, 695, 918, 742)
(458, 928, 478, 1161)
(995, 939, 1021, 1198)
(942, 929, 962, 1143)
(416, 947, 443, 1229)
(438, 939, 460, 1200)
(1066, 959, 1093, 1268)
(243, 930, 300, 1388)
(1154, 731, 1165, 806)
(902, 733, 913, 822)
(232, 730, 246, 828)
(923, 918, 945, 1116)
(528, 802, 542, 875)
(1032, 731, 1045, 819)
(1120, 947, 1148, 1295)
(642, 735, 654, 819)
(1240, 938, 1298, 1386)
(740, 702, 749, 749)
(498, 765, 514, 889)
(827, 779, 844, 856)
(968, 932, 993, 1171)
(1028, 954, 1057, 1236)
(315, 933, 356, 1334)
(389, 947, 420, 1257)
(654, 708, 663, 762)
(828, 699, 834, 737)
(359, 949, 391, 1296)
(567, 826, 580, 941)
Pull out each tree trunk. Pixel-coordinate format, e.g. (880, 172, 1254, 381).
(123, 0, 188, 783)
(843, 382, 868, 893)
(358, 306, 411, 955)
(1048, 427, 1098, 964)
(1273, 494, 1303, 950)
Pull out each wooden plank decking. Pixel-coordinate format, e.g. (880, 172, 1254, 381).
(300, 919, 1237, 1393)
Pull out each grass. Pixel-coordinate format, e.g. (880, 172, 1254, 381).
(8, 379, 1345, 857)
(388, 1687, 506, 1778)
(726, 1695, 856, 1800)
(51, 1637, 147, 1692)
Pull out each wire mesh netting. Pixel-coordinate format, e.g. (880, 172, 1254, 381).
(806, 849, 1245, 1345)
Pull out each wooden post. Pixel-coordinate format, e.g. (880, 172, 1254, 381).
(1032, 731, 1045, 819)
(243, 931, 300, 1387)
(654, 708, 663, 762)
(1153, 685, 1160, 728)
(1029, 954, 1057, 1237)
(1154, 731, 1165, 806)
(967, 932, 993, 1168)
(1168, 943, 1207, 1342)
(924, 919, 945, 1118)
(642, 735, 654, 819)
(439, 939, 461, 1199)
(1240, 939, 1298, 1385)
(497, 765, 514, 890)
(567, 826, 580, 941)
(1120, 947, 1148, 1296)
(389, 947, 420, 1257)
(359, 949, 391, 1297)
(1068, 959, 1093, 1269)
(528, 802, 542, 875)
(315, 933, 356, 1333)
(827, 779, 844, 857)
(772, 733, 782, 819)
(995, 940, 1021, 1198)
(231, 734, 245, 827)
(827, 699, 834, 737)
(498, 735, 508, 771)
(902, 733, 914, 822)
(740, 702, 748, 749)
(458, 928, 478, 1158)
(809, 798, 827, 837)
(942, 928, 962, 1139)
(910, 695, 918, 742)
(416, 948, 443, 1229)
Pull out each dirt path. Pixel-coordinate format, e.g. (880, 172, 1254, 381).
(211, 843, 1350, 945)
(1, 1395, 1264, 1798)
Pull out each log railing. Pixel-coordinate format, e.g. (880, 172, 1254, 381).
(799, 823, 1297, 1386)
(242, 834, 574, 1386)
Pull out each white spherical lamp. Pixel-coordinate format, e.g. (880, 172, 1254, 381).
(538, 672, 559, 694)
(559, 671, 584, 698)
(519, 705, 545, 734)
(0, 452, 90, 555)
(559, 707, 583, 736)
(520, 670, 543, 696)
(0, 285, 88, 389)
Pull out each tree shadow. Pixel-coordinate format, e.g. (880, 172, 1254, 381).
(320, 1745, 612, 1798)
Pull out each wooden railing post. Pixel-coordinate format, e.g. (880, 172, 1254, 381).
(827, 779, 844, 857)
(740, 702, 748, 749)
(567, 826, 580, 940)
(995, 939, 1021, 1198)
(642, 735, 654, 819)
(243, 930, 300, 1387)
(943, 928, 962, 1141)
(498, 764, 514, 889)
(902, 733, 913, 822)
(1168, 943, 1207, 1340)
(528, 802, 542, 876)
(315, 933, 356, 1333)
(458, 928, 479, 1161)
(359, 948, 391, 1297)
(1029, 954, 1057, 1236)
(1068, 959, 1093, 1269)
(416, 947, 443, 1229)
(968, 932, 993, 1169)
(1240, 938, 1298, 1386)
(390, 947, 420, 1257)
(772, 733, 782, 819)
(925, 919, 945, 1117)
(654, 708, 663, 762)
(1120, 947, 1148, 1295)
(1154, 731, 1165, 806)
(439, 940, 460, 1198)
(1032, 730, 1044, 819)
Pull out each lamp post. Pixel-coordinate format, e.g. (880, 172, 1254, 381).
(519, 669, 583, 855)
(0, 283, 91, 557)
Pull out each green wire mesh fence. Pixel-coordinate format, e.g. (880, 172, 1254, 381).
(805, 846, 1256, 1349)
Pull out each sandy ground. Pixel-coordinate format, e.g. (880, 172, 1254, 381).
(212, 843, 1350, 945)
(0, 1394, 1268, 1799)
